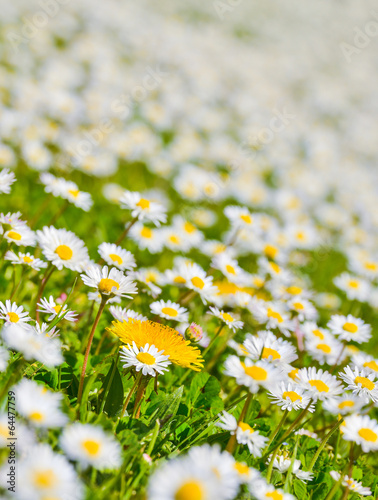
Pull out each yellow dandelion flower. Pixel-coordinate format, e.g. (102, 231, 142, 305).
(107, 319, 204, 371)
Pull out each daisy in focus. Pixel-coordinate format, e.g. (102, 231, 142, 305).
(120, 341, 171, 376)
(81, 265, 137, 299)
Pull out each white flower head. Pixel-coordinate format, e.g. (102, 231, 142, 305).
(120, 341, 171, 377)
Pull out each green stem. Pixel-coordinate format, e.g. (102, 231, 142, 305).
(121, 371, 142, 417)
(308, 418, 344, 472)
(77, 297, 107, 405)
(266, 445, 281, 483)
(115, 217, 137, 245)
(284, 434, 299, 491)
(266, 409, 288, 451)
(225, 392, 252, 454)
(202, 323, 224, 358)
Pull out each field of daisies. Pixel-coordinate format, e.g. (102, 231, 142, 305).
(1, 0, 378, 499)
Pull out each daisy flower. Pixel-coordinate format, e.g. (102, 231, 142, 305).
(250, 300, 294, 337)
(130, 268, 162, 298)
(16, 444, 83, 500)
(148, 449, 235, 500)
(120, 341, 171, 376)
(182, 263, 218, 304)
(120, 190, 167, 226)
(268, 381, 315, 412)
(37, 296, 78, 322)
(287, 297, 317, 321)
(224, 205, 256, 230)
(0, 168, 16, 194)
(334, 272, 370, 302)
(4, 250, 47, 270)
(296, 367, 343, 401)
(341, 414, 378, 452)
(254, 482, 296, 500)
(330, 471, 372, 496)
(323, 393, 366, 416)
(60, 423, 122, 470)
(327, 314, 371, 343)
(0, 300, 32, 326)
(4, 224, 36, 247)
(224, 355, 280, 393)
(61, 180, 93, 211)
(243, 331, 298, 365)
(150, 300, 189, 322)
(351, 352, 378, 375)
(268, 455, 313, 482)
(15, 379, 67, 428)
(338, 365, 378, 403)
(305, 335, 345, 365)
(129, 222, 164, 253)
(108, 319, 204, 371)
(236, 422, 268, 457)
(81, 265, 137, 299)
(161, 226, 193, 252)
(211, 253, 248, 284)
(1, 324, 63, 367)
(208, 306, 244, 332)
(37, 226, 89, 271)
(98, 242, 136, 271)
(109, 306, 147, 322)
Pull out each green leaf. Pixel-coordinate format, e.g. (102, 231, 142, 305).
(98, 360, 124, 417)
(152, 386, 184, 425)
(293, 479, 307, 499)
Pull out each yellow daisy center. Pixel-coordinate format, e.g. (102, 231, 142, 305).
(240, 214, 252, 224)
(286, 286, 302, 295)
(136, 198, 150, 209)
(355, 376, 375, 390)
(23, 256, 33, 263)
(316, 343, 331, 353)
(262, 347, 281, 361)
(140, 227, 153, 239)
(338, 400, 354, 410)
(270, 262, 281, 274)
(55, 244, 73, 260)
(184, 221, 196, 233)
(234, 462, 250, 475)
(175, 481, 204, 500)
(136, 352, 156, 365)
(364, 360, 378, 372)
(221, 312, 234, 322)
(33, 470, 57, 489)
(109, 253, 123, 265)
(53, 305, 62, 314)
(358, 428, 377, 442)
(29, 411, 44, 422)
(68, 189, 80, 198)
(161, 307, 178, 317)
(343, 322, 358, 333)
(7, 312, 19, 323)
(264, 244, 278, 259)
(282, 391, 302, 402)
(0, 424, 9, 438)
(191, 277, 205, 289)
(267, 308, 283, 323)
(226, 264, 236, 275)
(244, 365, 268, 381)
(174, 276, 186, 284)
(348, 280, 359, 289)
(169, 235, 180, 245)
(98, 278, 119, 294)
(238, 421, 254, 433)
(292, 302, 304, 310)
(7, 231, 21, 240)
(313, 329, 324, 339)
(289, 368, 299, 380)
(309, 379, 329, 392)
(82, 439, 101, 456)
(266, 491, 284, 500)
(364, 261, 377, 271)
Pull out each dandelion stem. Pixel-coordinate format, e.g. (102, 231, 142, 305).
(77, 296, 107, 405)
(308, 418, 344, 472)
(121, 371, 142, 417)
